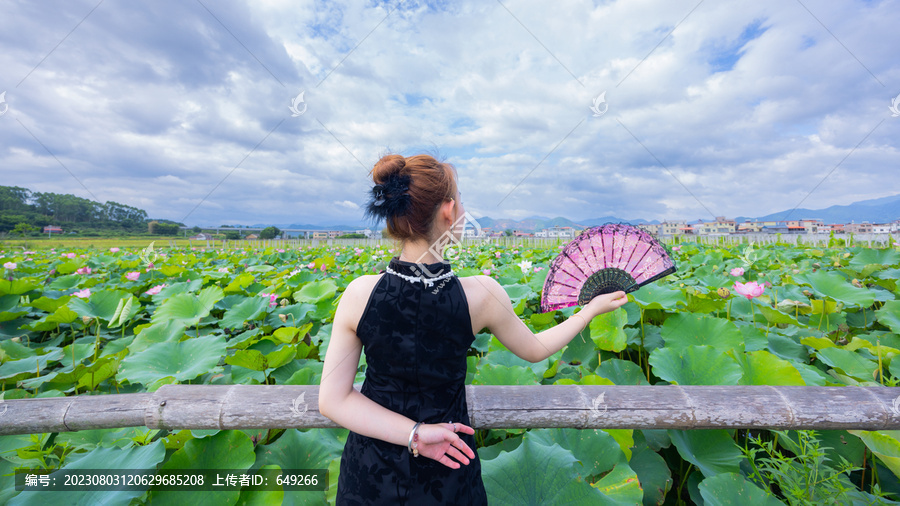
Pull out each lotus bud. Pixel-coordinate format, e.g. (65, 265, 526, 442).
(280, 298, 289, 307)
(717, 287, 731, 299)
(812, 263, 821, 269)
(279, 314, 288, 323)
(843, 252, 851, 258)
(833, 261, 841, 267)
(851, 279, 862, 288)
(792, 269, 800, 274)
(803, 289, 813, 297)
(82, 316, 92, 325)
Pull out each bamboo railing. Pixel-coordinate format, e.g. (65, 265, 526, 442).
(2, 385, 899, 436)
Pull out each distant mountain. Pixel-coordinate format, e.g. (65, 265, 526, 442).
(736, 194, 900, 224)
(579, 216, 659, 227)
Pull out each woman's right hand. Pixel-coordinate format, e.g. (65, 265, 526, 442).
(582, 290, 628, 320)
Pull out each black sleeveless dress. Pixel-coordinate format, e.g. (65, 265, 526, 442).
(335, 257, 489, 505)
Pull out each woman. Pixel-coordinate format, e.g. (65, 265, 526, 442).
(319, 154, 628, 505)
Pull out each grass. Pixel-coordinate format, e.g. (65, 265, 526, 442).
(0, 236, 211, 250)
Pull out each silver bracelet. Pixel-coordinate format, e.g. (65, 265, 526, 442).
(408, 422, 422, 457)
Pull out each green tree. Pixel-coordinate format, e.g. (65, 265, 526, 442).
(224, 230, 240, 241)
(192, 226, 202, 234)
(259, 226, 281, 240)
(504, 229, 513, 236)
(12, 222, 38, 237)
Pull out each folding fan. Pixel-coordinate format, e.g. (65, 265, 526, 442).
(539, 224, 677, 312)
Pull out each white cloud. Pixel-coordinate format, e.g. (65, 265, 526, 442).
(0, 0, 898, 227)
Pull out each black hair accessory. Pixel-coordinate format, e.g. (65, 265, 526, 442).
(365, 172, 412, 221)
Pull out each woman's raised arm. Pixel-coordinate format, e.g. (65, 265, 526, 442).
(465, 275, 627, 363)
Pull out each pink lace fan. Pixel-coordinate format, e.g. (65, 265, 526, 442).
(539, 224, 677, 312)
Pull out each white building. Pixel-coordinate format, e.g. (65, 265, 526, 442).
(541, 226, 577, 238)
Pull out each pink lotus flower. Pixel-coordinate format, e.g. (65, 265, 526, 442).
(730, 267, 745, 276)
(534, 266, 544, 272)
(73, 288, 91, 298)
(320, 264, 327, 272)
(482, 269, 491, 276)
(109, 247, 120, 253)
(24, 251, 35, 255)
(76, 266, 92, 275)
(144, 284, 167, 296)
(308, 262, 316, 269)
(672, 246, 681, 252)
(64, 252, 76, 259)
(3, 262, 15, 270)
(261, 293, 278, 307)
(126, 271, 140, 281)
(733, 281, 764, 300)
(218, 267, 229, 273)
(495, 252, 501, 258)
(277, 249, 285, 253)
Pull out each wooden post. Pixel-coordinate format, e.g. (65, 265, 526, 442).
(1, 385, 899, 436)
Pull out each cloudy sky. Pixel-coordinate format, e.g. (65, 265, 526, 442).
(2, 0, 898, 227)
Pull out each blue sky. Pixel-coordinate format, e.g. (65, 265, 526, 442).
(1, 0, 898, 227)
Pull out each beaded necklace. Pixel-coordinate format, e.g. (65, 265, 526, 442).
(385, 265, 455, 288)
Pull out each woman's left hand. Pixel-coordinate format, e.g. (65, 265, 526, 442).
(415, 422, 476, 469)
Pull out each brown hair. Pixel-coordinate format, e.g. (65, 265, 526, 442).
(370, 154, 457, 242)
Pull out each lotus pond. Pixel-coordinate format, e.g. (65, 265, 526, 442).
(1, 240, 900, 504)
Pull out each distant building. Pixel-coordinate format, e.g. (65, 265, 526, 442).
(189, 233, 212, 240)
(43, 226, 63, 234)
(638, 223, 661, 235)
(737, 220, 763, 233)
(658, 220, 687, 236)
(693, 216, 735, 235)
(245, 234, 259, 240)
(844, 222, 873, 234)
(872, 223, 892, 234)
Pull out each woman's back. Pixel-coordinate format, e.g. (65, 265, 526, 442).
(336, 256, 488, 505)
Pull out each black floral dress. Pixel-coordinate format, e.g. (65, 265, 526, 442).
(335, 257, 488, 505)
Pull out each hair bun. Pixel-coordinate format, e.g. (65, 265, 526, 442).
(365, 170, 412, 222)
(372, 154, 406, 184)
